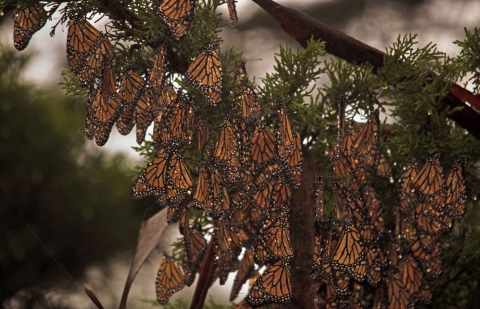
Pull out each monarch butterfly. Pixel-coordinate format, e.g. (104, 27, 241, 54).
(86, 87, 116, 146)
(78, 37, 115, 85)
(93, 63, 123, 126)
(186, 44, 223, 106)
(284, 130, 302, 171)
(214, 217, 232, 255)
(152, 117, 171, 146)
(230, 249, 255, 301)
(312, 234, 322, 267)
(233, 201, 256, 236)
(272, 178, 292, 210)
(148, 43, 168, 99)
(236, 60, 248, 81)
(214, 250, 240, 285)
(167, 204, 184, 224)
(424, 251, 443, 277)
(151, 87, 177, 146)
(171, 94, 195, 143)
(399, 255, 423, 296)
(251, 124, 276, 164)
(331, 129, 358, 179)
(415, 203, 444, 236)
(331, 150, 354, 181)
(375, 153, 392, 179)
(213, 117, 238, 162)
(445, 158, 467, 219)
(315, 281, 338, 309)
(67, 17, 102, 71)
(193, 165, 210, 208)
(155, 253, 185, 305)
(280, 132, 302, 189)
(398, 191, 417, 218)
(256, 217, 293, 263)
(197, 118, 210, 151)
(400, 215, 416, 241)
(158, 0, 195, 40)
(154, 93, 194, 146)
(340, 127, 357, 161)
(251, 181, 274, 218)
(331, 220, 365, 280)
(352, 110, 379, 170)
(401, 163, 418, 196)
(230, 221, 250, 246)
(132, 149, 168, 198)
(116, 71, 146, 135)
(183, 226, 207, 286)
(365, 247, 382, 287)
(386, 273, 411, 309)
(199, 163, 224, 206)
(410, 237, 440, 266)
(14, 6, 47, 51)
(276, 104, 295, 155)
(178, 208, 189, 235)
(418, 284, 432, 304)
(247, 260, 292, 306)
(353, 212, 377, 247)
(237, 80, 261, 121)
(254, 163, 281, 189)
(154, 83, 178, 119)
(133, 91, 155, 144)
(363, 186, 385, 234)
(168, 152, 194, 191)
(206, 174, 230, 218)
(226, 0, 238, 24)
(412, 154, 445, 197)
(330, 269, 351, 297)
(132, 148, 193, 203)
(332, 182, 350, 219)
(312, 223, 334, 282)
(416, 233, 438, 253)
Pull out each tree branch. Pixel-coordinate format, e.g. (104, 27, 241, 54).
(189, 239, 216, 309)
(287, 152, 321, 308)
(251, 0, 480, 141)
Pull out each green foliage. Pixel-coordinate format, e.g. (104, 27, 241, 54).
(0, 46, 151, 302)
(163, 298, 189, 309)
(259, 39, 326, 128)
(454, 28, 480, 93)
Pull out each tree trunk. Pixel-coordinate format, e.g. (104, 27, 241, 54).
(287, 151, 320, 308)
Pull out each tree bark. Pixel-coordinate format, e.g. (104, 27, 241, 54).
(287, 151, 321, 308)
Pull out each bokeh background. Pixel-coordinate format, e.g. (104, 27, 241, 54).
(1, 0, 479, 308)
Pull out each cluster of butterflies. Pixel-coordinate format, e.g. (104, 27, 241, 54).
(12, 2, 469, 309)
(12, 0, 238, 146)
(310, 107, 467, 309)
(146, 64, 302, 306)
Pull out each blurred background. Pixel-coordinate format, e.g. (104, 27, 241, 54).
(1, 0, 479, 308)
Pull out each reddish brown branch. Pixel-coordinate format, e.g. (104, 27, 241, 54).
(190, 240, 216, 309)
(251, 0, 480, 140)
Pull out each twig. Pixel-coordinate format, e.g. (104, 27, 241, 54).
(190, 240, 216, 309)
